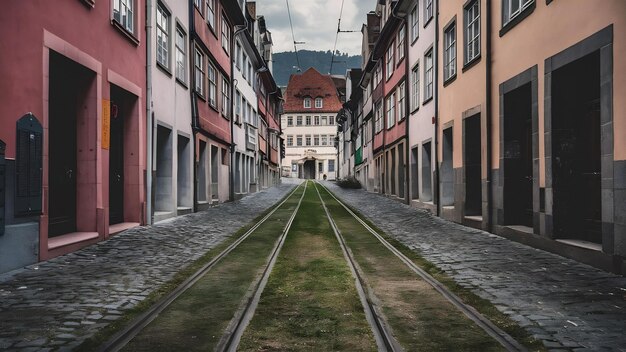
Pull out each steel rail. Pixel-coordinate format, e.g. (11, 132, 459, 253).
(313, 182, 403, 352)
(316, 182, 527, 352)
(98, 181, 306, 352)
(217, 181, 308, 352)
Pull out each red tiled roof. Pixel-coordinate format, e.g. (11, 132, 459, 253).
(283, 67, 344, 113)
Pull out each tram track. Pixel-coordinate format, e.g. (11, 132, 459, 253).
(98, 181, 306, 352)
(316, 181, 527, 352)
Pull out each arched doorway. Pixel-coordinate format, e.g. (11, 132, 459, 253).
(302, 160, 316, 179)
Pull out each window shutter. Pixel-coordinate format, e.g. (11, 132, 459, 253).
(15, 114, 43, 216)
(0, 139, 5, 235)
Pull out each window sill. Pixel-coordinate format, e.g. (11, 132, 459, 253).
(422, 96, 433, 105)
(209, 101, 218, 111)
(410, 36, 419, 46)
(194, 5, 205, 19)
(443, 73, 457, 87)
(196, 92, 207, 102)
(410, 106, 420, 114)
(499, 2, 536, 37)
(396, 57, 405, 68)
(424, 16, 433, 28)
(157, 61, 172, 77)
(111, 20, 139, 46)
(80, 0, 95, 8)
(462, 55, 481, 72)
(176, 77, 189, 89)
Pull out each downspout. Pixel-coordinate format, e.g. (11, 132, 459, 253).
(486, 0, 493, 232)
(434, 0, 441, 216)
(231, 21, 248, 201)
(189, 0, 199, 211)
(146, 0, 153, 225)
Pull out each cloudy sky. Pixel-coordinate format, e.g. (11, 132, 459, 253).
(256, 0, 375, 55)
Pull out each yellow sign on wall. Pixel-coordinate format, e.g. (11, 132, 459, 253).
(102, 99, 111, 150)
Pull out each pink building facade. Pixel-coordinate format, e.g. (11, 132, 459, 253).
(0, 0, 147, 272)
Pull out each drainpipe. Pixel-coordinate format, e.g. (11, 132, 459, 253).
(189, 0, 198, 211)
(486, 0, 493, 232)
(146, 0, 153, 225)
(434, 0, 441, 216)
(231, 22, 248, 201)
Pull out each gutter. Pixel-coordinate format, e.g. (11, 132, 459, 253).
(231, 18, 249, 202)
(434, 0, 440, 216)
(146, 0, 153, 224)
(486, 0, 493, 231)
(189, 0, 199, 211)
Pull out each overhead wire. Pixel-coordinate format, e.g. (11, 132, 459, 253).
(329, 0, 346, 74)
(285, 0, 302, 72)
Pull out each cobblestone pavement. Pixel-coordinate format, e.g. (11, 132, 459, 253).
(0, 180, 300, 351)
(323, 182, 626, 352)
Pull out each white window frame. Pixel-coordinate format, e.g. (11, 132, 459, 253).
(321, 116, 328, 125)
(287, 116, 293, 126)
(208, 62, 217, 107)
(222, 77, 230, 117)
(411, 64, 420, 110)
(287, 135, 293, 146)
(305, 135, 311, 146)
(296, 135, 303, 146)
(221, 16, 230, 55)
(329, 116, 335, 125)
(156, 4, 170, 69)
(424, 49, 433, 101)
(313, 135, 320, 146)
(207, 0, 216, 30)
(315, 97, 323, 108)
(386, 43, 394, 80)
(398, 82, 406, 121)
(410, 5, 419, 43)
(296, 116, 303, 126)
(425, 0, 433, 22)
(113, 0, 135, 34)
(321, 135, 328, 146)
(304, 97, 311, 109)
(503, 0, 533, 26)
(175, 26, 186, 83)
(374, 101, 383, 133)
(314, 116, 320, 125)
(386, 93, 396, 129)
(306, 116, 311, 126)
(465, 0, 481, 64)
(444, 21, 457, 81)
(397, 26, 405, 61)
(194, 47, 205, 97)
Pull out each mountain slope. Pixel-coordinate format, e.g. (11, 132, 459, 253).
(272, 50, 361, 86)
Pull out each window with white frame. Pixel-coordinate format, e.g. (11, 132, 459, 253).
(306, 116, 311, 125)
(503, 0, 533, 26)
(314, 116, 320, 125)
(313, 135, 320, 146)
(287, 116, 293, 126)
(321, 135, 328, 146)
(411, 64, 419, 110)
(296, 135, 303, 146)
(397, 26, 405, 61)
(424, 49, 433, 101)
(315, 97, 323, 108)
(386, 93, 395, 129)
(328, 160, 335, 172)
(329, 116, 335, 125)
(410, 4, 419, 42)
(156, 5, 170, 69)
(208, 62, 217, 107)
(235, 90, 242, 121)
(193, 0, 202, 13)
(236, 42, 242, 69)
(194, 48, 205, 97)
(175, 27, 186, 83)
(425, 0, 433, 22)
(242, 52, 247, 78)
(465, 0, 480, 64)
(222, 77, 230, 117)
(398, 82, 406, 121)
(374, 62, 382, 87)
(242, 98, 247, 122)
(444, 21, 457, 81)
(247, 62, 252, 84)
(374, 101, 383, 133)
(305, 135, 311, 146)
(221, 17, 230, 55)
(304, 97, 311, 108)
(114, 0, 135, 33)
(386, 43, 394, 79)
(207, 0, 215, 30)
(296, 116, 303, 126)
(287, 135, 293, 146)
(321, 116, 328, 125)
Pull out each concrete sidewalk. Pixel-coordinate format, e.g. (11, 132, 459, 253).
(0, 180, 299, 351)
(323, 181, 626, 352)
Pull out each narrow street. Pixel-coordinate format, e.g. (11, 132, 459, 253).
(1, 180, 624, 351)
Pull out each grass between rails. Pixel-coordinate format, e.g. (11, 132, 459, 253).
(76, 184, 303, 352)
(238, 181, 378, 351)
(319, 184, 547, 352)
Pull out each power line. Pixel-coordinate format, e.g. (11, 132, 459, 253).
(329, 0, 360, 75)
(285, 0, 302, 72)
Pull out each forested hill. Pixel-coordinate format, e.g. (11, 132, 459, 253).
(272, 50, 362, 86)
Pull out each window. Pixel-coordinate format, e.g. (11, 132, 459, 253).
(175, 27, 186, 82)
(304, 97, 311, 108)
(321, 135, 328, 146)
(386, 44, 395, 79)
(156, 5, 170, 69)
(374, 62, 382, 87)
(328, 160, 335, 172)
(207, 0, 215, 29)
(287, 135, 293, 146)
(329, 116, 335, 125)
(296, 135, 303, 146)
(410, 5, 419, 42)
(424, 49, 433, 101)
(374, 101, 383, 133)
(222, 78, 230, 117)
(314, 135, 320, 146)
(306, 116, 311, 125)
(194, 48, 205, 97)
(398, 82, 406, 121)
(425, 0, 433, 22)
(465, 0, 481, 64)
(194, 0, 202, 12)
(221, 17, 230, 55)
(315, 97, 323, 108)
(305, 135, 311, 146)
(247, 62, 252, 84)
(114, 0, 135, 33)
(242, 53, 247, 78)
(296, 116, 303, 126)
(411, 64, 420, 110)
(287, 116, 293, 126)
(236, 42, 242, 68)
(208, 63, 217, 107)
(397, 26, 405, 61)
(503, 0, 533, 25)
(235, 91, 242, 121)
(386, 93, 396, 129)
(444, 22, 457, 81)
(314, 116, 320, 125)
(321, 116, 328, 125)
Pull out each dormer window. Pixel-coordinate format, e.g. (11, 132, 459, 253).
(304, 97, 311, 108)
(315, 97, 323, 108)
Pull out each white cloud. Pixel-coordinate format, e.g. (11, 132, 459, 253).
(255, 0, 374, 55)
